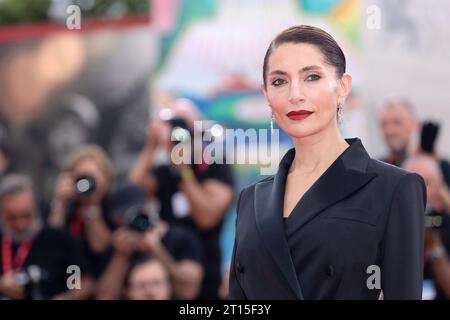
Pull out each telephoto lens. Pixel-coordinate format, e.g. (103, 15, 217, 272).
(74, 175, 96, 195)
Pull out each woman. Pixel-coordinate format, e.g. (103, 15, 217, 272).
(48, 145, 116, 278)
(229, 25, 426, 300)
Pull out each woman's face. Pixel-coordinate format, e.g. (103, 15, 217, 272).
(263, 42, 351, 139)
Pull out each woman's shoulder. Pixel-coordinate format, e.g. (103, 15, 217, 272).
(241, 175, 274, 191)
(368, 157, 407, 174)
(367, 157, 425, 187)
(236, 175, 274, 204)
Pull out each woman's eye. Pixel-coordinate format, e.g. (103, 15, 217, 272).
(271, 79, 286, 86)
(306, 74, 321, 81)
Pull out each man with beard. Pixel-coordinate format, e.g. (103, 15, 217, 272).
(0, 174, 92, 299)
(379, 97, 418, 167)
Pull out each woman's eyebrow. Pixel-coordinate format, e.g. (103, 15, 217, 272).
(268, 70, 288, 76)
(268, 65, 323, 76)
(300, 65, 322, 72)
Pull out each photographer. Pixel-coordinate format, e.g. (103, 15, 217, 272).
(129, 99, 234, 299)
(96, 191, 204, 300)
(403, 155, 450, 299)
(48, 145, 117, 278)
(0, 174, 92, 300)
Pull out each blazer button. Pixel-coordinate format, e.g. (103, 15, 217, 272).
(326, 265, 334, 277)
(236, 262, 245, 273)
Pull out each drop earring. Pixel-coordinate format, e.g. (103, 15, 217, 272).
(270, 111, 274, 134)
(337, 102, 343, 124)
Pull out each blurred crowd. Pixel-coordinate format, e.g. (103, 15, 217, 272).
(378, 98, 450, 300)
(0, 99, 234, 300)
(1, 95, 450, 300)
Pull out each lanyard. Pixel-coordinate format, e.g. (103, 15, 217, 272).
(69, 211, 83, 237)
(1, 238, 33, 274)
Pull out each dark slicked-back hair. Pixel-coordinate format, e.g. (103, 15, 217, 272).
(263, 25, 346, 87)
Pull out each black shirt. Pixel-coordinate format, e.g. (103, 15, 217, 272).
(153, 161, 234, 299)
(160, 224, 205, 264)
(64, 196, 119, 279)
(424, 210, 450, 300)
(440, 160, 450, 188)
(0, 227, 91, 299)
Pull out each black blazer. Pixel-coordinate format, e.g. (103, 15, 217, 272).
(229, 138, 426, 300)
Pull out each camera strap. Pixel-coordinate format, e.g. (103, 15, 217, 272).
(1, 238, 34, 274)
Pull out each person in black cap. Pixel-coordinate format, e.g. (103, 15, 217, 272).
(96, 183, 205, 300)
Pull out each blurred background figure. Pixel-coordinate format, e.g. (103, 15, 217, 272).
(124, 257, 172, 300)
(129, 97, 234, 299)
(47, 145, 117, 279)
(339, 90, 370, 145)
(0, 142, 11, 179)
(218, 267, 230, 300)
(0, 174, 92, 300)
(96, 184, 205, 300)
(403, 155, 450, 300)
(418, 121, 450, 187)
(378, 97, 419, 167)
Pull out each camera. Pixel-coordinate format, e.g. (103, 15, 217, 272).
(425, 204, 443, 229)
(74, 175, 96, 195)
(166, 117, 192, 144)
(125, 205, 154, 233)
(420, 121, 440, 154)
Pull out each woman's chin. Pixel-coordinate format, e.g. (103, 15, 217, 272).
(280, 124, 319, 139)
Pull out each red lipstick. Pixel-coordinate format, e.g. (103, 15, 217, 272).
(286, 110, 313, 121)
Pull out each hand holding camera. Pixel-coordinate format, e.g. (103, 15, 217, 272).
(56, 171, 104, 206)
(53, 172, 77, 206)
(112, 223, 167, 257)
(112, 228, 142, 257)
(145, 119, 172, 153)
(138, 222, 168, 255)
(123, 205, 167, 255)
(0, 272, 25, 300)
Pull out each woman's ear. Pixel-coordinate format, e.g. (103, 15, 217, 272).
(261, 83, 268, 100)
(338, 73, 353, 102)
(261, 83, 272, 110)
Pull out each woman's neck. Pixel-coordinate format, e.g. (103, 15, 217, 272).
(290, 125, 349, 175)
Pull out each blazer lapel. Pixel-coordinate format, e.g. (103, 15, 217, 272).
(254, 148, 303, 299)
(284, 138, 378, 237)
(253, 138, 378, 299)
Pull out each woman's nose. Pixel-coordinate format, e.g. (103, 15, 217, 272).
(288, 81, 306, 105)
